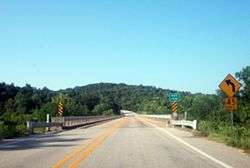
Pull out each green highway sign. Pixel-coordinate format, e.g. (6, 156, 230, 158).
(167, 92, 181, 102)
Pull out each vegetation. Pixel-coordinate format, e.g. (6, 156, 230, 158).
(0, 82, 177, 139)
(0, 66, 249, 150)
(190, 66, 250, 150)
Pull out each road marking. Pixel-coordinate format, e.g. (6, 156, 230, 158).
(53, 121, 120, 168)
(69, 118, 127, 168)
(138, 117, 234, 168)
(52, 142, 90, 168)
(52, 117, 126, 168)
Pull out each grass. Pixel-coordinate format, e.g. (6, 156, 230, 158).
(33, 127, 46, 134)
(197, 120, 250, 151)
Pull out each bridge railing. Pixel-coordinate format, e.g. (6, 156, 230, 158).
(27, 115, 122, 134)
(52, 115, 121, 128)
(26, 121, 63, 134)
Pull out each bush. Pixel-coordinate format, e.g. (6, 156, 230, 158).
(198, 120, 250, 149)
(0, 122, 7, 139)
(0, 112, 31, 139)
(198, 120, 217, 136)
(102, 109, 114, 115)
(16, 124, 27, 136)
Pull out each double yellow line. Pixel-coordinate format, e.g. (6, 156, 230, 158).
(52, 117, 127, 168)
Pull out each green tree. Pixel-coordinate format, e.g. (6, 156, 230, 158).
(236, 66, 250, 126)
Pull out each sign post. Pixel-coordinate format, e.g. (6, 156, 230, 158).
(219, 74, 241, 126)
(168, 92, 181, 120)
(184, 111, 187, 120)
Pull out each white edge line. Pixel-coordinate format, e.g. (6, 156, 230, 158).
(137, 116, 234, 168)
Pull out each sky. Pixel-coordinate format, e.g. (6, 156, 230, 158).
(0, 0, 249, 94)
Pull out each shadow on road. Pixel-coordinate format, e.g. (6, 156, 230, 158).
(0, 134, 89, 151)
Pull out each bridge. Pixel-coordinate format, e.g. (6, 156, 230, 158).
(0, 111, 249, 168)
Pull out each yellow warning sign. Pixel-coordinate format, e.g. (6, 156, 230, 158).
(224, 97, 237, 111)
(219, 74, 241, 97)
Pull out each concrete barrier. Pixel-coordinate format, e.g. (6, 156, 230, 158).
(140, 114, 172, 123)
(141, 114, 172, 119)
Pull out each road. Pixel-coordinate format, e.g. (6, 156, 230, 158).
(0, 115, 250, 168)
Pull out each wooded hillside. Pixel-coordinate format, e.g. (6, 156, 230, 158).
(0, 66, 249, 145)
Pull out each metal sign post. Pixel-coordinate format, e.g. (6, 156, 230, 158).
(184, 111, 187, 120)
(219, 74, 241, 126)
(231, 111, 234, 126)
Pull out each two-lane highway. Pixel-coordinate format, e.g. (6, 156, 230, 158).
(0, 115, 250, 168)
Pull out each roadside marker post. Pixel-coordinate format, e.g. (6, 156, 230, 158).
(168, 92, 181, 120)
(219, 74, 241, 126)
(171, 102, 178, 120)
(171, 102, 178, 113)
(46, 114, 50, 131)
(58, 102, 64, 116)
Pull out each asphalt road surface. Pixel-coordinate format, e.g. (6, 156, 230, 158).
(0, 115, 250, 168)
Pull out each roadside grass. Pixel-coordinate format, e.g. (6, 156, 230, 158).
(207, 133, 227, 143)
(197, 120, 250, 153)
(33, 127, 46, 134)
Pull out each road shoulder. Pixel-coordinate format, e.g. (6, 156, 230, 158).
(139, 116, 250, 168)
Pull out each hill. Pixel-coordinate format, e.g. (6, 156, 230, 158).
(0, 66, 249, 148)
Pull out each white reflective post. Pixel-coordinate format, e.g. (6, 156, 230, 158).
(46, 114, 50, 131)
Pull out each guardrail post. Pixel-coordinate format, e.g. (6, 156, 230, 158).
(193, 120, 197, 130)
(27, 121, 33, 134)
(181, 120, 185, 128)
(46, 114, 50, 132)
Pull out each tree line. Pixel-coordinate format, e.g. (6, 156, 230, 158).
(0, 66, 249, 146)
(0, 82, 171, 138)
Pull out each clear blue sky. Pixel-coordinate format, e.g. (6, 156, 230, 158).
(0, 1, 249, 93)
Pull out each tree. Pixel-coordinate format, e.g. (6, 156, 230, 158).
(236, 66, 250, 102)
(236, 66, 250, 126)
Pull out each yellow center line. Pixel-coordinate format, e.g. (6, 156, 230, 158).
(52, 142, 89, 168)
(68, 118, 127, 168)
(52, 117, 126, 168)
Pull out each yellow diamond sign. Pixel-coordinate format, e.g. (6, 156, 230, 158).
(219, 74, 241, 97)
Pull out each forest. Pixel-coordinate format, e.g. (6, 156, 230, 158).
(0, 66, 249, 149)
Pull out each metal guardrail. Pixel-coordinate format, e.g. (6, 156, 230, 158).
(27, 115, 122, 134)
(170, 119, 197, 130)
(26, 121, 63, 134)
(140, 114, 197, 130)
(52, 115, 121, 128)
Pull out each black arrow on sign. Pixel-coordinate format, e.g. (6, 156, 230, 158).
(225, 79, 235, 92)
